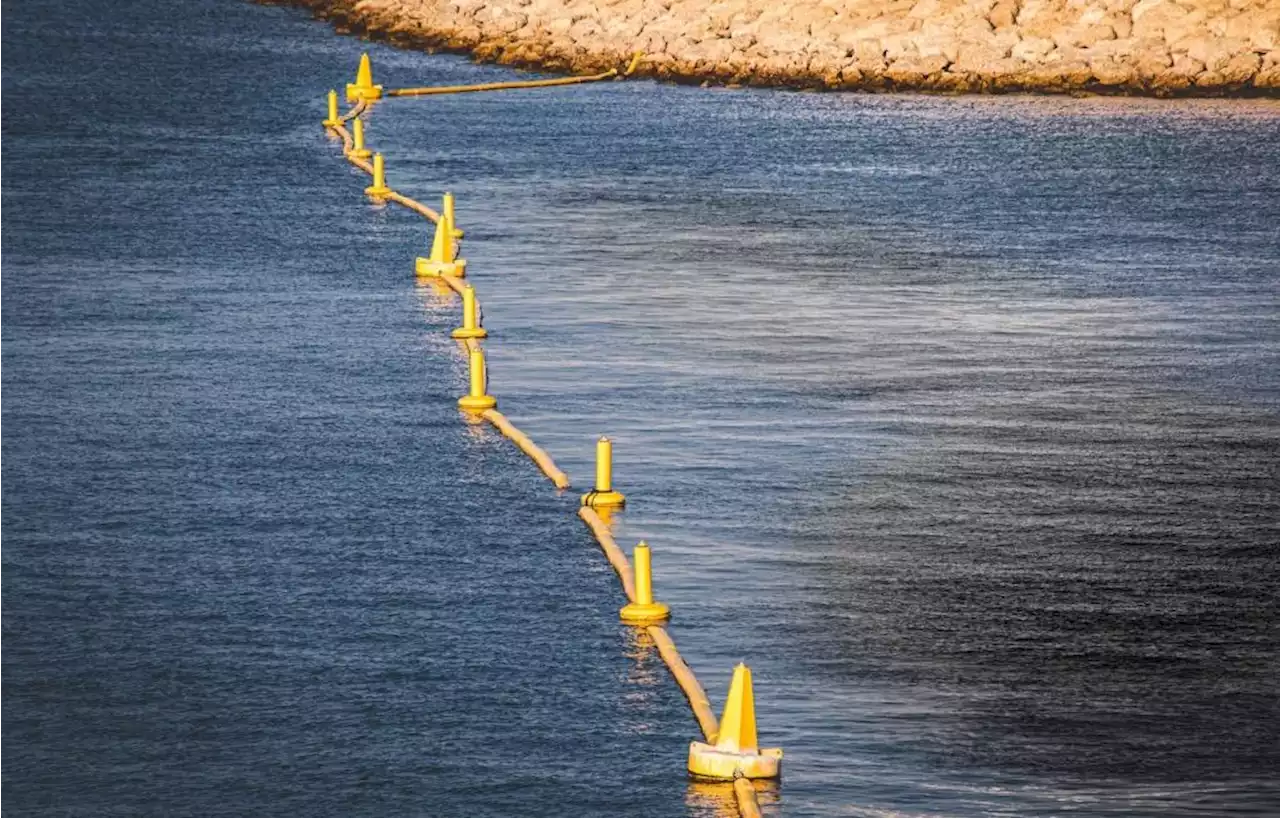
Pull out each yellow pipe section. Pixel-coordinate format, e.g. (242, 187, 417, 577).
(482, 409, 571, 489)
(386, 69, 618, 97)
(336, 98, 367, 126)
(648, 625, 719, 743)
(577, 506, 637, 602)
(733, 780, 763, 818)
(439, 272, 468, 297)
(385, 191, 441, 223)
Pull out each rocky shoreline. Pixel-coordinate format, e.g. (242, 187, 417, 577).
(279, 0, 1280, 96)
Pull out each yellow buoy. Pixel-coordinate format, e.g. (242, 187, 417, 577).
(620, 542, 670, 624)
(451, 285, 488, 340)
(581, 436, 625, 509)
(350, 117, 372, 160)
(415, 194, 467, 277)
(458, 346, 497, 412)
(364, 153, 392, 198)
(687, 664, 783, 780)
(322, 89, 340, 128)
(345, 52, 383, 102)
(443, 191, 465, 239)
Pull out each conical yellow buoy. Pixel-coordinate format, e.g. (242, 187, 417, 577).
(415, 194, 467, 277)
(365, 153, 392, 198)
(581, 436, 625, 509)
(345, 52, 383, 102)
(458, 346, 497, 412)
(350, 117, 372, 160)
(620, 542, 670, 624)
(687, 664, 782, 780)
(451, 285, 488, 340)
(323, 89, 340, 128)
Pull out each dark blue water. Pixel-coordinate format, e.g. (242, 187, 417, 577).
(4, 1, 1279, 815)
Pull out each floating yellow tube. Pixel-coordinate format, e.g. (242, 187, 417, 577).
(385, 191, 441, 223)
(647, 625, 719, 743)
(483, 409, 570, 489)
(733, 779, 763, 818)
(577, 506, 637, 602)
(386, 69, 618, 97)
(438, 273, 469, 297)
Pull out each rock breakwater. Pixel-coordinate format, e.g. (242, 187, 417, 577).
(287, 0, 1280, 95)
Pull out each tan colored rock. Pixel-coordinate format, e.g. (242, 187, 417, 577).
(1011, 35, 1055, 60)
(988, 0, 1019, 29)
(314, 0, 1279, 96)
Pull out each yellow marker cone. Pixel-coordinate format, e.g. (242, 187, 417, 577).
(345, 52, 383, 102)
(451, 285, 488, 339)
(688, 664, 782, 780)
(365, 153, 392, 198)
(458, 347, 497, 412)
(620, 542, 670, 624)
(581, 436, 625, 509)
(350, 117, 372, 160)
(415, 194, 467, 277)
(323, 89, 340, 128)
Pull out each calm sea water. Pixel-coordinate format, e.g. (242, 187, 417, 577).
(4, 1, 1279, 815)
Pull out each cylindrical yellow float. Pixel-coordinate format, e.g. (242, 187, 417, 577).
(451, 285, 487, 339)
(364, 153, 392, 197)
(458, 347, 497, 412)
(443, 191, 464, 239)
(620, 542, 670, 624)
(350, 117, 372, 160)
(323, 89, 340, 128)
(581, 436, 625, 508)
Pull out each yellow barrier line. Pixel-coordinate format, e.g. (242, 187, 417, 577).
(339, 99, 367, 123)
(733, 779, 763, 818)
(577, 496, 722, 745)
(385, 190, 441, 223)
(648, 625, 720, 743)
(386, 70, 618, 97)
(438, 272, 469, 296)
(577, 506, 638, 601)
(322, 78, 766, 817)
(348, 153, 374, 174)
(482, 409, 571, 489)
